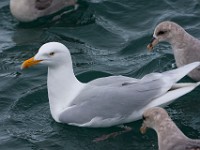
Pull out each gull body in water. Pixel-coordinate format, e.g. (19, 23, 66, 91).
(21, 42, 200, 128)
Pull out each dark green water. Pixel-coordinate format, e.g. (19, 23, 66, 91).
(0, 0, 200, 149)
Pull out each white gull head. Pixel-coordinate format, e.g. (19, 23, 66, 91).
(21, 42, 85, 122)
(34, 42, 72, 68)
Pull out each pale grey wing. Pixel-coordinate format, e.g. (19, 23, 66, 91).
(59, 62, 200, 125)
(162, 61, 200, 82)
(59, 73, 173, 125)
(35, 0, 53, 10)
(89, 75, 138, 86)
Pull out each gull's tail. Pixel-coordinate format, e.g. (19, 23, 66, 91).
(145, 81, 200, 108)
(163, 61, 200, 82)
(144, 62, 200, 112)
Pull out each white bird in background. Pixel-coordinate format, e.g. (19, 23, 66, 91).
(10, 0, 78, 22)
(21, 42, 200, 128)
(141, 107, 200, 150)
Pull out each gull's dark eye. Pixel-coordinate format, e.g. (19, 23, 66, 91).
(157, 30, 167, 36)
(49, 52, 55, 56)
(142, 115, 146, 120)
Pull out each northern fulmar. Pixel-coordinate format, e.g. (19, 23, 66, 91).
(147, 21, 200, 81)
(141, 107, 200, 150)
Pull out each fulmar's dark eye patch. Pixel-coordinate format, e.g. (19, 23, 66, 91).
(142, 115, 146, 120)
(157, 30, 167, 36)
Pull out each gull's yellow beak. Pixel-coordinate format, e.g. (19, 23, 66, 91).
(140, 123, 147, 134)
(21, 57, 42, 69)
(147, 37, 159, 51)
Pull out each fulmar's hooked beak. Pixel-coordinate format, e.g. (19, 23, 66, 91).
(21, 57, 42, 69)
(147, 37, 159, 51)
(140, 123, 147, 134)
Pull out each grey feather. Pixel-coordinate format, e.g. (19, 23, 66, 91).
(35, 0, 53, 10)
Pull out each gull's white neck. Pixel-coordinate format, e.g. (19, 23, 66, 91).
(47, 63, 85, 122)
